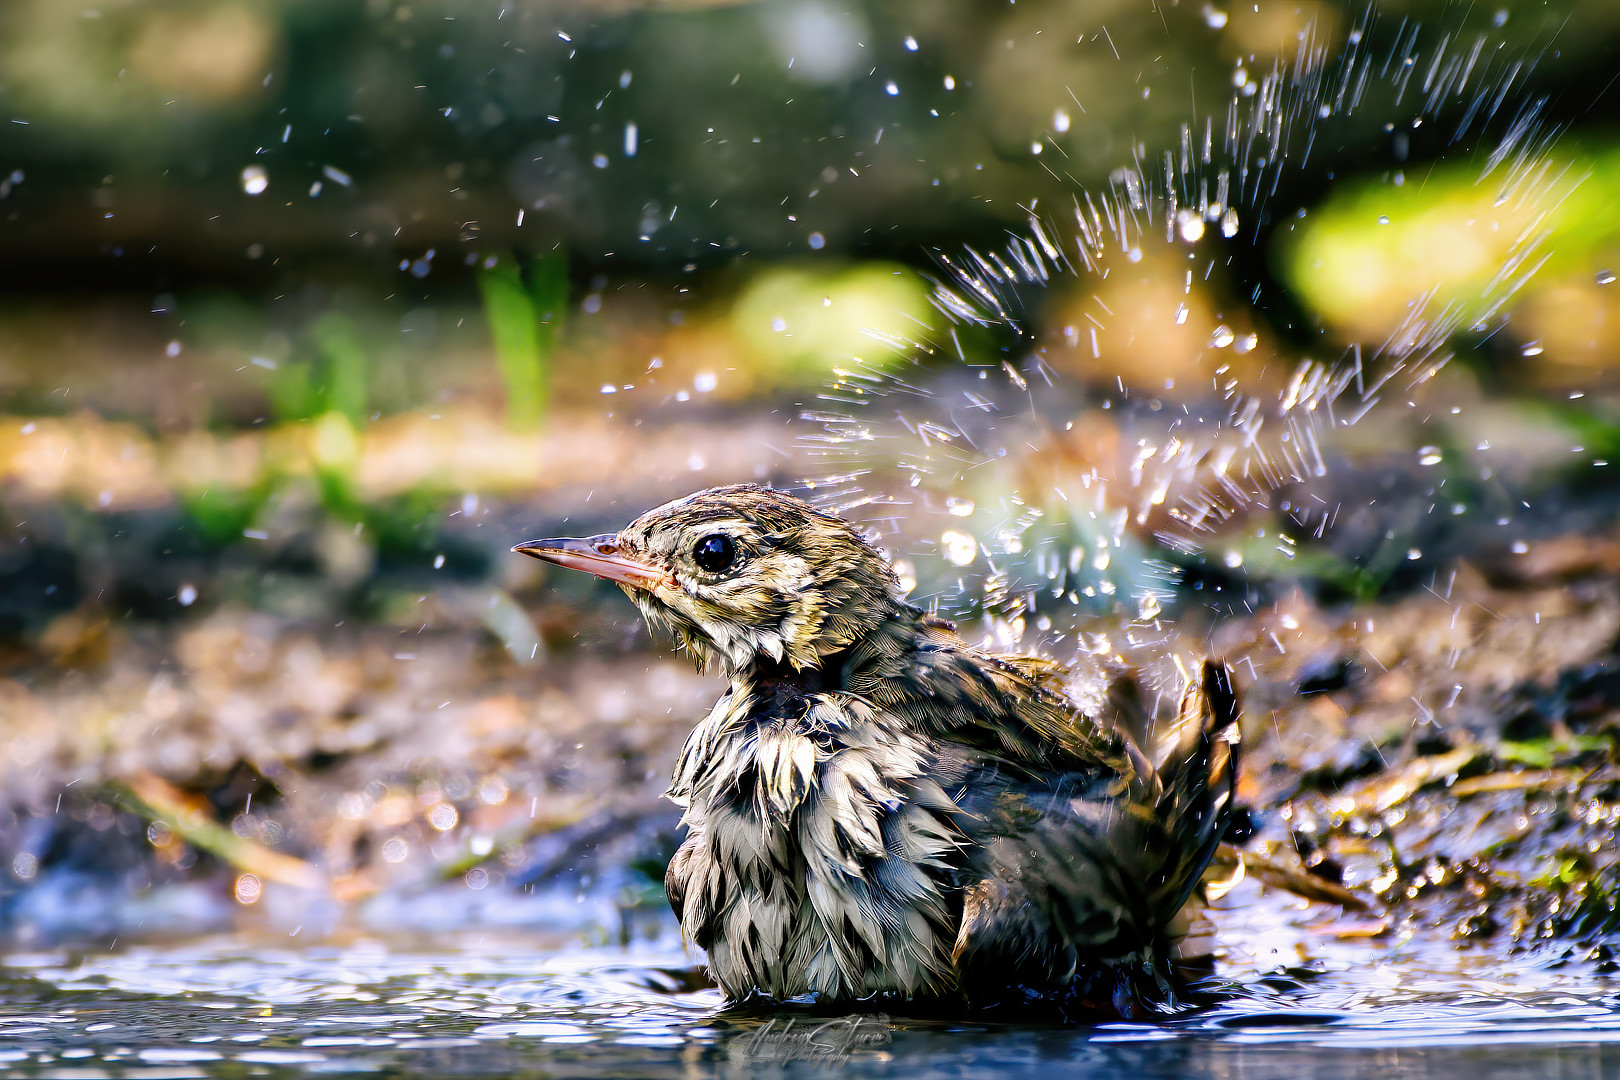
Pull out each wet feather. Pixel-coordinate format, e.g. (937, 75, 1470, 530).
(523, 484, 1241, 1013)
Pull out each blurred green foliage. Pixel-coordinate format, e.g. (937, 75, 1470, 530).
(730, 263, 931, 380)
(478, 251, 566, 430)
(1533, 850, 1620, 941)
(1279, 145, 1620, 344)
(268, 315, 369, 425)
(1496, 735, 1612, 769)
(1, 0, 1611, 290)
(0, 0, 1615, 625)
(184, 486, 272, 549)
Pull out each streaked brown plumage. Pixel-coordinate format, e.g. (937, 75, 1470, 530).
(515, 483, 1240, 1016)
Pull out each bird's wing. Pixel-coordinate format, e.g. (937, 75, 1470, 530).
(853, 627, 1134, 775)
(976, 652, 1139, 773)
(949, 660, 1242, 1014)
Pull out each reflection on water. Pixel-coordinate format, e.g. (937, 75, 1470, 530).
(0, 931, 1616, 1079)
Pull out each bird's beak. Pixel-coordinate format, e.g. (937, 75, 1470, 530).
(511, 534, 669, 591)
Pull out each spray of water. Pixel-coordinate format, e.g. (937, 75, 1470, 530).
(798, 7, 1579, 710)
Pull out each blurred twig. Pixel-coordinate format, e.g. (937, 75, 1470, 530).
(1449, 766, 1620, 798)
(112, 771, 321, 890)
(1224, 848, 1375, 912)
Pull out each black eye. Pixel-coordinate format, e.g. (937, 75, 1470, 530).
(693, 533, 736, 573)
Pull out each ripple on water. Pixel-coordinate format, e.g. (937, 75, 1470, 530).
(0, 934, 1615, 1079)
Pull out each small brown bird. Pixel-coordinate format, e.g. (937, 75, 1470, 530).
(515, 484, 1239, 1016)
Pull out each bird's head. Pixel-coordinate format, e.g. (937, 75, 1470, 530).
(514, 484, 912, 676)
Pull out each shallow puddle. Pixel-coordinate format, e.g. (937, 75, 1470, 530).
(0, 922, 1615, 1079)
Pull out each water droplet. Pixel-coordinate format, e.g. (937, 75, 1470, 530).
(1210, 325, 1235, 348)
(946, 497, 975, 517)
(941, 530, 977, 566)
(903, 35, 918, 51)
(600, 384, 617, 394)
(894, 559, 918, 593)
(623, 122, 638, 157)
(234, 874, 262, 904)
(1406, 549, 1422, 561)
(1053, 108, 1071, 133)
(1177, 209, 1205, 243)
(1030, 141, 1043, 155)
(178, 583, 197, 606)
(1174, 303, 1189, 325)
(1510, 540, 1529, 555)
(1236, 332, 1258, 352)
(465, 868, 490, 890)
(382, 837, 409, 862)
(239, 165, 268, 196)
(1522, 341, 1544, 357)
(694, 372, 718, 393)
(429, 803, 459, 831)
(1597, 269, 1615, 286)
(1377, 215, 1390, 225)
(885, 81, 900, 96)
(1220, 208, 1239, 237)
(943, 74, 955, 90)
(433, 554, 445, 569)
(1202, 4, 1229, 28)
(808, 231, 826, 250)
(1223, 550, 1244, 569)
(1418, 446, 1443, 466)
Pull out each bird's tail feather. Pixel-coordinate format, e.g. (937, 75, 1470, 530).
(1146, 659, 1241, 922)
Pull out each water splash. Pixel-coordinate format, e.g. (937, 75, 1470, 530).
(797, 7, 1576, 704)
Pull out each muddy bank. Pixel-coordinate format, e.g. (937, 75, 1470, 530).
(1, 501, 1617, 959)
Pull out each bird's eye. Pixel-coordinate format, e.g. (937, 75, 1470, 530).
(693, 533, 737, 573)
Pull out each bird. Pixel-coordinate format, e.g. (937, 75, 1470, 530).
(514, 483, 1240, 1017)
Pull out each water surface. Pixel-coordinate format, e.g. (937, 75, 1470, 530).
(1, 926, 1615, 1079)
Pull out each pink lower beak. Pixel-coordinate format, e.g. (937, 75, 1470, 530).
(512, 534, 669, 591)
